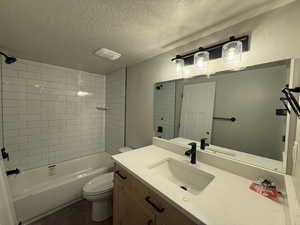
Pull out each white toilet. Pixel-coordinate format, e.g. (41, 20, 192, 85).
(83, 172, 113, 222)
(83, 147, 132, 222)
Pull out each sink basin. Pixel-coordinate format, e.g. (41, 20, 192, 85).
(148, 158, 214, 195)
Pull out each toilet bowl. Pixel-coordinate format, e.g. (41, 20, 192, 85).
(83, 172, 113, 222)
(83, 147, 133, 221)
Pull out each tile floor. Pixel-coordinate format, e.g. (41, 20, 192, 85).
(29, 200, 112, 225)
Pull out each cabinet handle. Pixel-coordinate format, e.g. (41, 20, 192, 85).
(147, 219, 153, 225)
(145, 196, 165, 213)
(115, 171, 127, 180)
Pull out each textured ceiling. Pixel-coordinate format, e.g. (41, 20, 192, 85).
(0, 0, 294, 74)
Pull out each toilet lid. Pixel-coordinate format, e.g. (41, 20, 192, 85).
(83, 172, 113, 195)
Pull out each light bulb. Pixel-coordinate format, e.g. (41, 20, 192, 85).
(222, 40, 243, 70)
(227, 48, 236, 61)
(175, 58, 184, 76)
(197, 58, 204, 67)
(194, 51, 209, 75)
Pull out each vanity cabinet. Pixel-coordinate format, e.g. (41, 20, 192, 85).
(113, 164, 196, 225)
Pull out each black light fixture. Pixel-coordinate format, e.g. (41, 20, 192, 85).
(171, 35, 249, 69)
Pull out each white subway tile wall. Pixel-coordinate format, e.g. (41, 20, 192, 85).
(1, 58, 106, 170)
(105, 68, 126, 154)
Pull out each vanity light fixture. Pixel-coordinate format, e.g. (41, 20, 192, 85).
(194, 49, 209, 75)
(171, 35, 249, 76)
(222, 39, 243, 71)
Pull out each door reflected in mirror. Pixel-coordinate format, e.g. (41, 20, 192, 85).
(153, 59, 296, 173)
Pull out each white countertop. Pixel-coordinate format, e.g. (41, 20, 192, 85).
(112, 145, 287, 225)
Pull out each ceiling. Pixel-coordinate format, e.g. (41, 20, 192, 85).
(0, 0, 294, 74)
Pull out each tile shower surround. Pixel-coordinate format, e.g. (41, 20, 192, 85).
(1, 58, 106, 170)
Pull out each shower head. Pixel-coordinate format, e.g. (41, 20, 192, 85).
(0, 52, 17, 64)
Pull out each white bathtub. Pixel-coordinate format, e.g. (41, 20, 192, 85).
(7, 152, 114, 224)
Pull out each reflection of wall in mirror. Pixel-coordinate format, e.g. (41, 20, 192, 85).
(153, 81, 176, 139)
(174, 64, 288, 161)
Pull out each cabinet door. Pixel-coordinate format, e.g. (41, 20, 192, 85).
(119, 188, 155, 225)
(156, 210, 196, 225)
(113, 177, 120, 225)
(113, 164, 196, 225)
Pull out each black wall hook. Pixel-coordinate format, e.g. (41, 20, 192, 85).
(282, 87, 300, 118)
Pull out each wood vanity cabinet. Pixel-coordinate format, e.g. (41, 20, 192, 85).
(113, 164, 196, 225)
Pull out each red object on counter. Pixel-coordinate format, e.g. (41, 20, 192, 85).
(249, 183, 278, 199)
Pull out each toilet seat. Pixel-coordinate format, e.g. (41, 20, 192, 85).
(83, 172, 113, 196)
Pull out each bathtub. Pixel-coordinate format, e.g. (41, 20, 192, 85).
(7, 152, 114, 224)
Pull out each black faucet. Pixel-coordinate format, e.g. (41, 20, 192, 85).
(200, 138, 209, 150)
(184, 142, 197, 164)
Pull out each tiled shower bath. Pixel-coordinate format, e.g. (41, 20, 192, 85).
(1, 59, 106, 171)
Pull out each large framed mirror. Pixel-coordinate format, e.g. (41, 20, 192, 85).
(153, 59, 298, 173)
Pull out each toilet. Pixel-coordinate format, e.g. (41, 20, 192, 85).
(83, 173, 113, 222)
(83, 147, 132, 222)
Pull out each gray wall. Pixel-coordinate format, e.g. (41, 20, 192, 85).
(212, 65, 287, 160)
(126, 1, 300, 149)
(105, 68, 126, 154)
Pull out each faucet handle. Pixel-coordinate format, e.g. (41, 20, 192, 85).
(200, 138, 209, 150)
(184, 150, 191, 156)
(188, 142, 197, 149)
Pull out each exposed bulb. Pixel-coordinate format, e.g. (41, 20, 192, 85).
(196, 57, 204, 68)
(227, 48, 236, 61)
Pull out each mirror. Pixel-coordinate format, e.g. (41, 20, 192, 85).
(153, 59, 296, 173)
